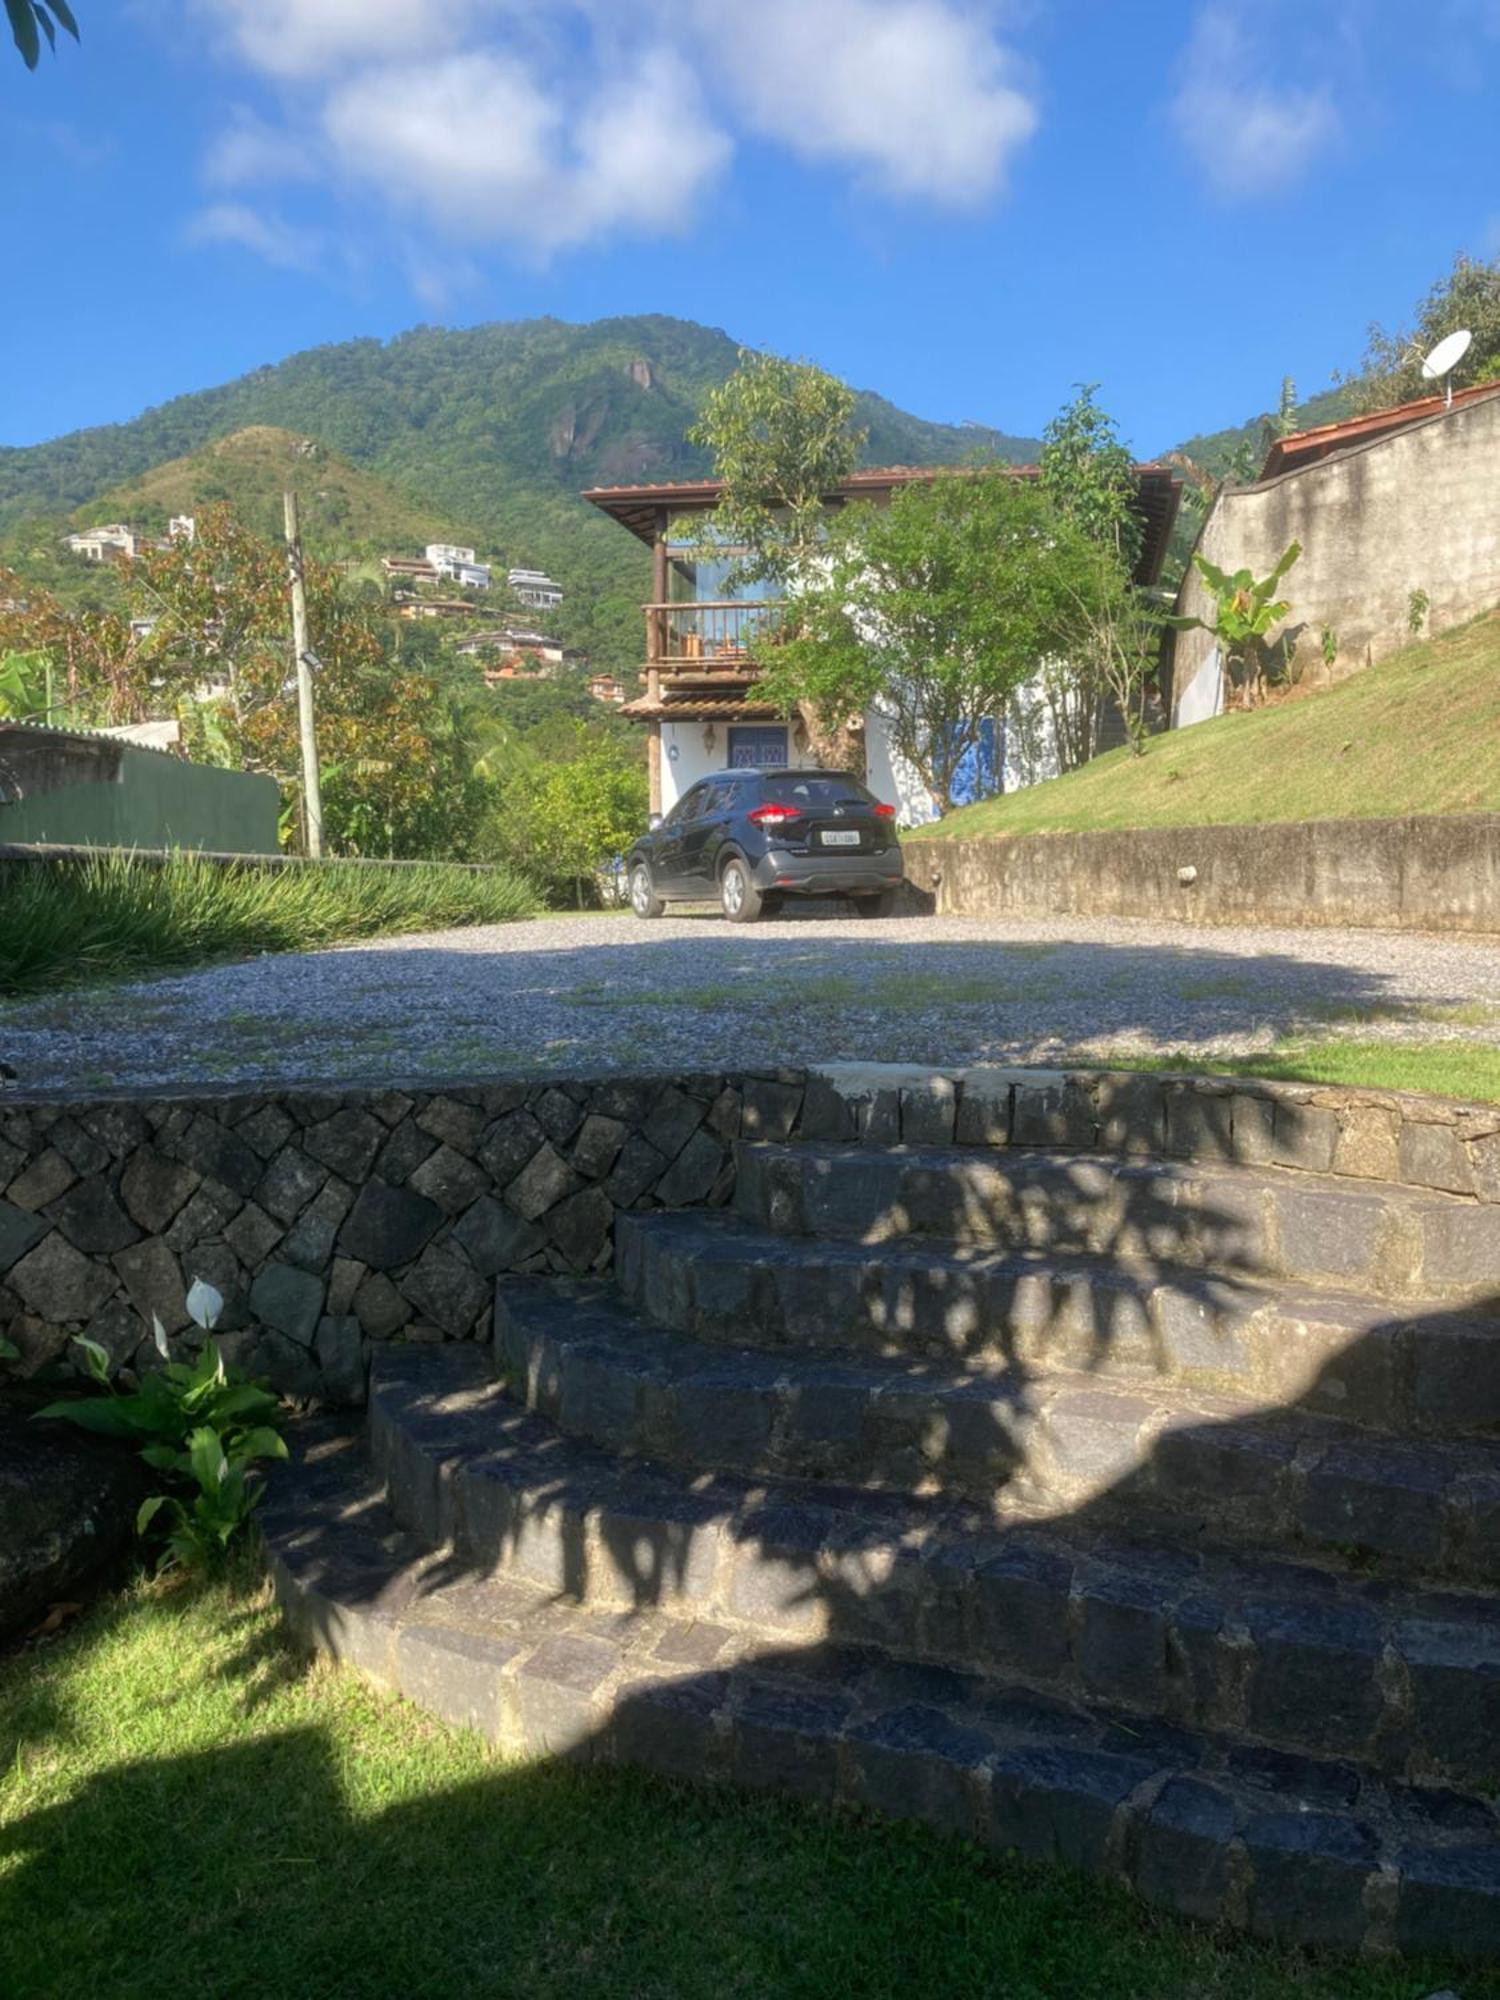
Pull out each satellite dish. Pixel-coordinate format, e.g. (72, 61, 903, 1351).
(1421, 328, 1473, 407)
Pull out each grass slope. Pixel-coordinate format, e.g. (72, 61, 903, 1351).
(92, 427, 445, 554)
(0, 1568, 1468, 2000)
(914, 609, 1500, 841)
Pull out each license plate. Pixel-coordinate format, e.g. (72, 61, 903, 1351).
(819, 829, 861, 847)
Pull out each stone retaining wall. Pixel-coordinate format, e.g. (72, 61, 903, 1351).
(0, 1072, 808, 1406)
(3, 1064, 1497, 1405)
(902, 814, 1500, 934)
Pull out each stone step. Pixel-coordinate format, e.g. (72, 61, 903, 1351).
(494, 1275, 1500, 1583)
(615, 1209, 1500, 1436)
(262, 1416, 1500, 1956)
(733, 1141, 1500, 1307)
(369, 1345, 1500, 1784)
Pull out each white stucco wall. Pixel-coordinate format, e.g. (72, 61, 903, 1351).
(657, 710, 936, 824)
(863, 707, 938, 826)
(1174, 646, 1224, 729)
(1171, 387, 1500, 725)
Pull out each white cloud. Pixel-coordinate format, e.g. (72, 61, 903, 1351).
(185, 201, 326, 269)
(183, 0, 1039, 276)
(699, 0, 1037, 205)
(323, 48, 729, 250)
(204, 108, 317, 186)
(195, 0, 477, 79)
(1171, 5, 1340, 200)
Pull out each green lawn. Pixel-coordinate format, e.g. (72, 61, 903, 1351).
(0, 1570, 1477, 2000)
(1080, 1039, 1500, 1105)
(910, 608, 1500, 840)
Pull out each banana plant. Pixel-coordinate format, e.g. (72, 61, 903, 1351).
(1168, 541, 1301, 708)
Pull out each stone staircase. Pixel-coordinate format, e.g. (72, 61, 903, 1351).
(261, 1068, 1500, 1955)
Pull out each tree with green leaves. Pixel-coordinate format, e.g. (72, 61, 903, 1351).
(1354, 252, 1500, 409)
(1039, 384, 1142, 569)
(684, 349, 867, 591)
(756, 471, 1106, 816)
(7, 0, 77, 67)
(1168, 542, 1301, 709)
(478, 730, 646, 908)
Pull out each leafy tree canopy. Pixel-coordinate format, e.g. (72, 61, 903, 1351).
(1355, 252, 1500, 409)
(1038, 384, 1142, 568)
(757, 471, 1108, 814)
(684, 351, 867, 589)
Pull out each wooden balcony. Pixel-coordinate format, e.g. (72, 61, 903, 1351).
(644, 599, 783, 667)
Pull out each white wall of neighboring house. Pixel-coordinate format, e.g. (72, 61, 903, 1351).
(657, 708, 937, 824)
(863, 706, 938, 826)
(658, 722, 738, 812)
(1174, 645, 1224, 728)
(427, 543, 476, 567)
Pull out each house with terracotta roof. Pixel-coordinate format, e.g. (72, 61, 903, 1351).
(1172, 379, 1500, 726)
(585, 465, 1180, 819)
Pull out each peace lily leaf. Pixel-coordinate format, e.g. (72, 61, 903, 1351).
(72, 1335, 113, 1385)
(233, 1426, 289, 1464)
(136, 1495, 168, 1537)
(188, 1425, 228, 1494)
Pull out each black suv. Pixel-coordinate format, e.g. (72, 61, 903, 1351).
(627, 768, 904, 923)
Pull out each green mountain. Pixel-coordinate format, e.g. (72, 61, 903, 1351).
(1167, 382, 1356, 482)
(90, 425, 448, 549)
(0, 314, 1040, 672)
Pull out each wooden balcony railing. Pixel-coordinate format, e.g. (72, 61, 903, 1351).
(645, 599, 783, 666)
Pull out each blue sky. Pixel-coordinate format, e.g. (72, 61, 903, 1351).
(2, 1, 1497, 458)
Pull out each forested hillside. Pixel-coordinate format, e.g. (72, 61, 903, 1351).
(0, 315, 1040, 673)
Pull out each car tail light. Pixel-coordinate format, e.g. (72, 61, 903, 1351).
(748, 804, 804, 826)
(873, 803, 896, 819)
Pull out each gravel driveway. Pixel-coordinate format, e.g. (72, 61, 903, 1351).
(7, 908, 1500, 1094)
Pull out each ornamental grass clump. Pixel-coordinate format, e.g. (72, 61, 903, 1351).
(0, 848, 536, 996)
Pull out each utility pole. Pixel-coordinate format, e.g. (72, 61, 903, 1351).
(283, 488, 324, 859)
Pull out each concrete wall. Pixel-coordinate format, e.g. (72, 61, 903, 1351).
(902, 813, 1500, 934)
(0, 725, 280, 853)
(1172, 389, 1500, 723)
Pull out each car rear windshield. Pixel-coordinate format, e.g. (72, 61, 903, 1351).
(760, 775, 878, 808)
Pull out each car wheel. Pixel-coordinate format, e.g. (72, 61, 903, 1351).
(853, 891, 896, 918)
(630, 861, 665, 919)
(720, 856, 764, 923)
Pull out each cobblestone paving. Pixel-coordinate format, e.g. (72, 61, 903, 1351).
(7, 907, 1500, 1092)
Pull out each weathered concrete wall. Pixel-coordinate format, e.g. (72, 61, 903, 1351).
(4, 1062, 1500, 1407)
(0, 724, 280, 853)
(903, 814, 1500, 934)
(1171, 388, 1500, 721)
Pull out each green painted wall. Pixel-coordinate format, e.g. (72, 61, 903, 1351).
(0, 728, 280, 854)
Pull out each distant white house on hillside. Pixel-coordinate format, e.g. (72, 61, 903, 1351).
(508, 566, 563, 610)
(426, 543, 492, 590)
(65, 523, 146, 562)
